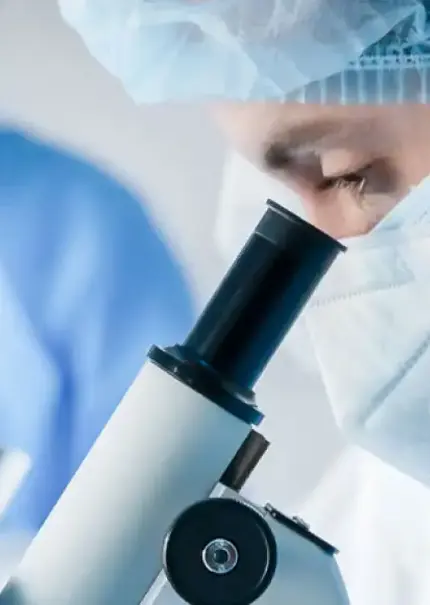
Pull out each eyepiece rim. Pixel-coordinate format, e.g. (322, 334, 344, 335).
(266, 199, 347, 253)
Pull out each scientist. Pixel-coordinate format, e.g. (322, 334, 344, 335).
(0, 129, 193, 560)
(56, 0, 430, 491)
(213, 101, 430, 492)
(218, 148, 430, 605)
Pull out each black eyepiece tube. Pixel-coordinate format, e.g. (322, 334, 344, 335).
(183, 200, 346, 390)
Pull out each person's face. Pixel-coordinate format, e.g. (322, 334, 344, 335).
(213, 103, 430, 239)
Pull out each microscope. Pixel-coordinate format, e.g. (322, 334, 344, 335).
(0, 200, 350, 605)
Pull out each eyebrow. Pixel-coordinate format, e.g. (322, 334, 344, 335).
(263, 118, 371, 171)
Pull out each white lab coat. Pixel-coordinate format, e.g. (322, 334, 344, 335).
(301, 446, 430, 605)
(218, 150, 430, 605)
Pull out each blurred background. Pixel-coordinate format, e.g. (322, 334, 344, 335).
(0, 0, 227, 304)
(0, 0, 344, 512)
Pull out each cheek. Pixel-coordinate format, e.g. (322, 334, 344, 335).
(296, 186, 393, 239)
(299, 193, 370, 239)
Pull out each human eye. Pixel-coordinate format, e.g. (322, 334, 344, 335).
(319, 171, 368, 201)
(318, 158, 399, 205)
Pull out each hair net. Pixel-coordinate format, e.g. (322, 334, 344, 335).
(58, 0, 430, 102)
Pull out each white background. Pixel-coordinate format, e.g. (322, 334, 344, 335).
(0, 0, 344, 511)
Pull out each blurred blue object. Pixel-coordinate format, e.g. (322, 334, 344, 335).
(0, 129, 194, 533)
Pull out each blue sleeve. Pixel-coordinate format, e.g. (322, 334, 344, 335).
(0, 131, 194, 530)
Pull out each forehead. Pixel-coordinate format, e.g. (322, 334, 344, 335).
(212, 102, 390, 167)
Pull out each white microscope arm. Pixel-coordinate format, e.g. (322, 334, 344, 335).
(0, 200, 350, 605)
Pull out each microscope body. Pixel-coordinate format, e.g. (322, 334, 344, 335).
(0, 201, 350, 605)
(147, 485, 349, 605)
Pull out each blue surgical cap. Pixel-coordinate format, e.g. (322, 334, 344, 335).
(58, 0, 430, 102)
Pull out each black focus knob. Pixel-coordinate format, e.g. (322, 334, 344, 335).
(163, 498, 277, 605)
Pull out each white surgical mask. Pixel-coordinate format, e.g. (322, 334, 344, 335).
(304, 173, 430, 486)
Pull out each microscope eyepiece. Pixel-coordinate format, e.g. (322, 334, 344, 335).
(183, 200, 345, 390)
